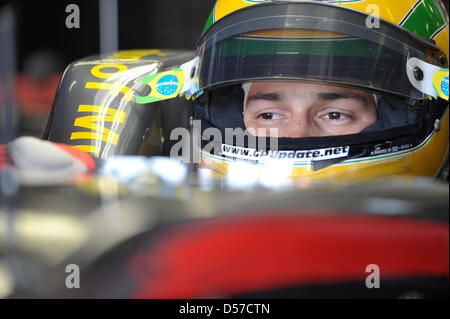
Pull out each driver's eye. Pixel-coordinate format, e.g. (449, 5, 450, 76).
(257, 112, 280, 120)
(260, 113, 273, 120)
(328, 112, 342, 120)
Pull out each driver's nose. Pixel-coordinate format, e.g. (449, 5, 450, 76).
(284, 113, 314, 138)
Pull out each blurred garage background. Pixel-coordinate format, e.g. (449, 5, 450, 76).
(0, 0, 448, 141)
(0, 0, 215, 140)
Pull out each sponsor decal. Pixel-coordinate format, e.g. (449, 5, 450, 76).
(442, 76, 449, 97)
(136, 69, 185, 104)
(70, 62, 130, 155)
(69, 50, 172, 155)
(221, 144, 349, 162)
(433, 69, 449, 100)
(370, 143, 413, 156)
(156, 74, 180, 96)
(135, 56, 200, 104)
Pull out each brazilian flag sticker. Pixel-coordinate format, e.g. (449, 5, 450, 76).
(432, 69, 449, 100)
(136, 69, 185, 104)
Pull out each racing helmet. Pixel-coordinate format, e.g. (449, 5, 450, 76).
(187, 0, 449, 183)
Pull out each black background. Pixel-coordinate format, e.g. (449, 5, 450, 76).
(0, 0, 215, 71)
(1, 0, 449, 76)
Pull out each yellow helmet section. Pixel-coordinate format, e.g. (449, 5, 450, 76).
(214, 0, 257, 21)
(213, 0, 417, 24)
(208, 0, 449, 58)
(434, 27, 450, 59)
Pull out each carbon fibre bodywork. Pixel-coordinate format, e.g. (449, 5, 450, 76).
(43, 49, 194, 159)
(0, 177, 448, 298)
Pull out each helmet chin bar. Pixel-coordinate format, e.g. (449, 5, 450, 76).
(407, 58, 449, 101)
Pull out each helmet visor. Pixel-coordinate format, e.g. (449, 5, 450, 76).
(196, 2, 445, 100)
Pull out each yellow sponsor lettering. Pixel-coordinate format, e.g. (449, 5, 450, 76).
(91, 64, 128, 79)
(70, 105, 126, 147)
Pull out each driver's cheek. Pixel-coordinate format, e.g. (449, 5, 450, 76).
(315, 120, 346, 136)
(309, 116, 357, 137)
(261, 124, 284, 137)
(244, 119, 279, 137)
(251, 126, 277, 137)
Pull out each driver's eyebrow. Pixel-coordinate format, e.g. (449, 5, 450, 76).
(247, 92, 282, 103)
(316, 92, 370, 105)
(246, 90, 371, 105)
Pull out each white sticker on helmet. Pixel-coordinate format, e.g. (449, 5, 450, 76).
(406, 58, 449, 100)
(221, 144, 349, 162)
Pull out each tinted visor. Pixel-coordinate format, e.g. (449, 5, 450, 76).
(196, 2, 445, 100)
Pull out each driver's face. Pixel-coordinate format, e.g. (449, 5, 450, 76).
(243, 82, 377, 137)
